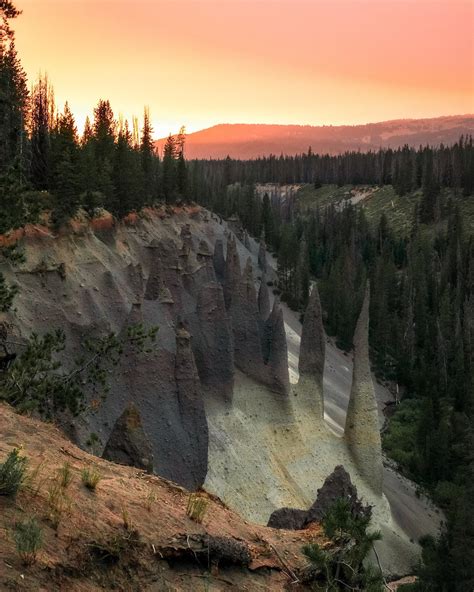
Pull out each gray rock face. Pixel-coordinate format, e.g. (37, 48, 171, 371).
(257, 274, 271, 321)
(230, 258, 266, 381)
(223, 235, 241, 310)
(267, 465, 371, 530)
(102, 402, 154, 473)
(264, 298, 290, 396)
(344, 286, 383, 495)
(195, 240, 217, 285)
(180, 223, 194, 252)
(153, 238, 184, 309)
(144, 253, 164, 301)
(213, 239, 226, 283)
(175, 326, 209, 487)
(193, 282, 234, 404)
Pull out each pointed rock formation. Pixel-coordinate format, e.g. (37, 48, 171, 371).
(243, 230, 251, 250)
(299, 283, 325, 384)
(175, 326, 209, 486)
(258, 237, 267, 273)
(258, 273, 271, 321)
(297, 283, 325, 418)
(144, 238, 183, 307)
(193, 282, 234, 404)
(102, 403, 154, 472)
(195, 240, 217, 284)
(305, 465, 372, 524)
(180, 223, 194, 252)
(264, 298, 290, 395)
(344, 286, 383, 495)
(223, 235, 241, 310)
(213, 239, 226, 283)
(267, 465, 371, 529)
(231, 258, 265, 381)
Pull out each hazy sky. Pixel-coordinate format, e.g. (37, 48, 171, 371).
(14, 0, 474, 138)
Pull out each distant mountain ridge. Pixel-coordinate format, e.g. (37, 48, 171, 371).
(155, 115, 474, 159)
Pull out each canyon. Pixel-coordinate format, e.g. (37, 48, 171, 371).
(0, 206, 441, 578)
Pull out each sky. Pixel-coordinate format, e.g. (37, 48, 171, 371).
(13, 0, 474, 139)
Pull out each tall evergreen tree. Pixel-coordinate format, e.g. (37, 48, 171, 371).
(162, 133, 176, 203)
(30, 74, 54, 190)
(0, 40, 28, 174)
(92, 99, 115, 207)
(140, 106, 155, 202)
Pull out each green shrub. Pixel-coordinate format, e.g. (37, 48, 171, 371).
(382, 398, 421, 477)
(302, 498, 384, 591)
(81, 466, 102, 491)
(13, 517, 43, 566)
(0, 448, 28, 498)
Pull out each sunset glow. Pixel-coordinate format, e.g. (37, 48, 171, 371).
(15, 0, 474, 138)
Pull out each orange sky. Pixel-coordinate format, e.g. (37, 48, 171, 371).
(14, 0, 474, 138)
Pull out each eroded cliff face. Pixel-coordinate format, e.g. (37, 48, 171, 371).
(0, 206, 436, 576)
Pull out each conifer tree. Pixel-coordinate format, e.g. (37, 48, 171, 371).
(92, 99, 115, 207)
(0, 41, 28, 173)
(30, 74, 54, 190)
(162, 133, 177, 203)
(140, 106, 155, 202)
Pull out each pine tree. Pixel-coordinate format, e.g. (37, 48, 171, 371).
(0, 40, 28, 173)
(162, 134, 176, 203)
(30, 74, 54, 190)
(92, 99, 115, 208)
(140, 106, 156, 202)
(112, 120, 139, 217)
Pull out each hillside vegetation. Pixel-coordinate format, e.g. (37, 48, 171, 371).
(297, 184, 474, 237)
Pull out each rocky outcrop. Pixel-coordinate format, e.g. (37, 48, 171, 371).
(267, 465, 371, 529)
(102, 402, 154, 473)
(267, 507, 307, 530)
(213, 239, 226, 283)
(231, 258, 266, 382)
(150, 238, 184, 309)
(264, 298, 290, 395)
(223, 235, 241, 310)
(344, 286, 383, 495)
(305, 465, 371, 524)
(193, 282, 234, 404)
(180, 223, 194, 252)
(258, 273, 271, 321)
(297, 283, 325, 418)
(175, 326, 209, 487)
